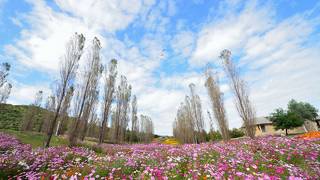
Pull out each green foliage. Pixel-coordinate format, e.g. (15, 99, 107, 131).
(269, 108, 304, 134)
(0, 129, 68, 148)
(0, 103, 73, 134)
(0, 104, 28, 130)
(229, 128, 245, 138)
(269, 99, 318, 135)
(288, 99, 318, 121)
(0, 104, 49, 131)
(208, 130, 222, 141)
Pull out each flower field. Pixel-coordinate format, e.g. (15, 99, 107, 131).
(1, 133, 320, 179)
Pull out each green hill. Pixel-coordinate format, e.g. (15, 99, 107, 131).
(0, 103, 48, 131)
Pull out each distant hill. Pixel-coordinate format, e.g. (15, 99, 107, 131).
(0, 103, 48, 131)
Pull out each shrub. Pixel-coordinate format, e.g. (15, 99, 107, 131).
(229, 128, 245, 138)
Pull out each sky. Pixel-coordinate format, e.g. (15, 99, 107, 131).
(1, 0, 320, 136)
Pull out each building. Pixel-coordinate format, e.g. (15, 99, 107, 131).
(253, 117, 319, 136)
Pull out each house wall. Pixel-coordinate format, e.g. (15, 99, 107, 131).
(255, 124, 281, 136)
(255, 124, 307, 136)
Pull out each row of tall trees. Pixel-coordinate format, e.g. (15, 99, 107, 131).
(68, 37, 102, 146)
(110, 75, 132, 144)
(173, 49, 257, 143)
(139, 115, 154, 143)
(173, 84, 206, 144)
(17, 33, 155, 147)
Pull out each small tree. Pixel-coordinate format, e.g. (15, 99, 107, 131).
(229, 128, 245, 138)
(269, 108, 304, 135)
(208, 130, 222, 141)
(0, 62, 12, 103)
(0, 62, 10, 88)
(0, 83, 12, 103)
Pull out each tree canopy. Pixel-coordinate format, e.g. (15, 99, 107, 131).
(269, 108, 304, 135)
(288, 99, 318, 121)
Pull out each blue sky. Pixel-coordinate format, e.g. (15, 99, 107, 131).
(1, 0, 320, 135)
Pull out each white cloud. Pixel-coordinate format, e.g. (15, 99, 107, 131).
(5, 1, 97, 72)
(190, 1, 320, 131)
(4, 0, 176, 135)
(8, 82, 50, 106)
(138, 87, 185, 135)
(5, 0, 155, 73)
(4, 0, 320, 136)
(171, 31, 195, 58)
(191, 2, 273, 66)
(54, 0, 149, 32)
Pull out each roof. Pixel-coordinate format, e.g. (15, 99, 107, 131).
(241, 117, 272, 128)
(255, 117, 272, 125)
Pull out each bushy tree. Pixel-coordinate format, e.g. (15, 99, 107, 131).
(208, 130, 222, 141)
(229, 128, 245, 138)
(288, 99, 318, 121)
(288, 99, 319, 131)
(269, 108, 304, 135)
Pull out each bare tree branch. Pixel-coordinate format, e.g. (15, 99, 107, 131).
(205, 68, 230, 141)
(220, 49, 256, 138)
(45, 33, 85, 147)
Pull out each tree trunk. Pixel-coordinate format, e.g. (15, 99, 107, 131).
(80, 120, 88, 141)
(285, 129, 288, 136)
(45, 89, 64, 148)
(99, 103, 111, 144)
(69, 80, 90, 146)
(38, 120, 43, 132)
(55, 120, 61, 136)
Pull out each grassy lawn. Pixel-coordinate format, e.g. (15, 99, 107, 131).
(0, 129, 68, 148)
